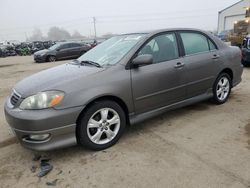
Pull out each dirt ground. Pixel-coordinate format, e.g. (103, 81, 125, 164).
(0, 56, 249, 188)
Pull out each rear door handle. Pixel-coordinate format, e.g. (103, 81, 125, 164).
(174, 62, 185, 68)
(212, 54, 220, 59)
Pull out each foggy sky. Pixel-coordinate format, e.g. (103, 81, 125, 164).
(0, 0, 240, 41)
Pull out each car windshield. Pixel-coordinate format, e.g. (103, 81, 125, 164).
(78, 34, 145, 66)
(49, 43, 61, 50)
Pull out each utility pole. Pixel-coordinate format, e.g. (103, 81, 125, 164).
(25, 32, 28, 41)
(93, 17, 97, 39)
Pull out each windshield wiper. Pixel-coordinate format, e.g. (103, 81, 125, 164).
(80, 60, 102, 68)
(71, 59, 102, 68)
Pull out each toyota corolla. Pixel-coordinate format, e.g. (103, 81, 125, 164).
(4, 29, 243, 151)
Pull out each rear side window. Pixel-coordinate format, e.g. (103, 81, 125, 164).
(71, 43, 81, 48)
(180, 32, 210, 55)
(208, 39, 217, 51)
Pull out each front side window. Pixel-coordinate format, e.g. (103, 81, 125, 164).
(180, 32, 210, 55)
(49, 43, 61, 50)
(138, 33, 179, 63)
(60, 43, 71, 50)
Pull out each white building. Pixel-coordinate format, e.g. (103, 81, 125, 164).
(218, 0, 250, 33)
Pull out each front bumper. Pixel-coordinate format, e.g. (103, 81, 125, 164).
(4, 100, 84, 151)
(34, 54, 47, 63)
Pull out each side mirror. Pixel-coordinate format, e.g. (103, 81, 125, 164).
(132, 54, 153, 67)
(56, 48, 61, 51)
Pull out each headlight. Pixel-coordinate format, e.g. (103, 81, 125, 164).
(39, 52, 46, 56)
(20, 91, 64, 110)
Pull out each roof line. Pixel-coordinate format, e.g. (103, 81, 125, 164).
(219, 0, 244, 13)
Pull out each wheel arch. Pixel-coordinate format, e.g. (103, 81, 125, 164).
(219, 68, 233, 83)
(76, 95, 130, 132)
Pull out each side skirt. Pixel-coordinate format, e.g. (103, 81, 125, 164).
(129, 92, 213, 125)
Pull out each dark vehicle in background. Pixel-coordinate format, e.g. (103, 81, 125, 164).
(242, 35, 250, 66)
(43, 41, 55, 49)
(31, 41, 46, 54)
(0, 45, 17, 56)
(82, 38, 107, 48)
(0, 46, 4, 57)
(5, 28, 243, 151)
(216, 30, 231, 41)
(15, 43, 32, 56)
(34, 42, 91, 62)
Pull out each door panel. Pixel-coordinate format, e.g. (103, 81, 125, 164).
(179, 31, 219, 98)
(70, 43, 82, 58)
(56, 44, 71, 59)
(183, 52, 217, 98)
(131, 32, 187, 114)
(131, 59, 187, 114)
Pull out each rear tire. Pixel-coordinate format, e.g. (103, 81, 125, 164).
(77, 100, 126, 150)
(212, 73, 232, 104)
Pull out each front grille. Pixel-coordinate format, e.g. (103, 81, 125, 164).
(10, 90, 21, 106)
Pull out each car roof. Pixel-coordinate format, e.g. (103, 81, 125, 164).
(123, 28, 210, 36)
(57, 41, 80, 45)
(121, 28, 226, 49)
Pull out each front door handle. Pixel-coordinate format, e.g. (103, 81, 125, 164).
(174, 62, 185, 68)
(212, 54, 220, 59)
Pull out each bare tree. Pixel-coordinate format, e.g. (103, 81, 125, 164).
(71, 30, 86, 39)
(47, 27, 71, 41)
(28, 28, 44, 41)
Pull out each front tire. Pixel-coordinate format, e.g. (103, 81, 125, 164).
(212, 73, 232, 104)
(77, 100, 126, 150)
(47, 55, 56, 62)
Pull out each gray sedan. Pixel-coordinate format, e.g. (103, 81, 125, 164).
(34, 42, 91, 63)
(4, 28, 243, 151)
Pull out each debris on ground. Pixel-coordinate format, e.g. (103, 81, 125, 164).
(30, 165, 37, 173)
(46, 179, 58, 186)
(31, 153, 54, 177)
(57, 170, 63, 175)
(32, 154, 41, 161)
(37, 161, 53, 177)
(40, 156, 50, 163)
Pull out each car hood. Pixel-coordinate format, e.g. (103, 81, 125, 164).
(34, 49, 49, 55)
(14, 63, 105, 98)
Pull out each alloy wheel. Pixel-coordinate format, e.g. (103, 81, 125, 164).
(87, 108, 120, 145)
(216, 76, 230, 101)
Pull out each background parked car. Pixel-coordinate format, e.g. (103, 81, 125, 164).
(14, 43, 32, 56)
(242, 35, 250, 66)
(31, 41, 46, 54)
(0, 45, 16, 56)
(33, 42, 91, 62)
